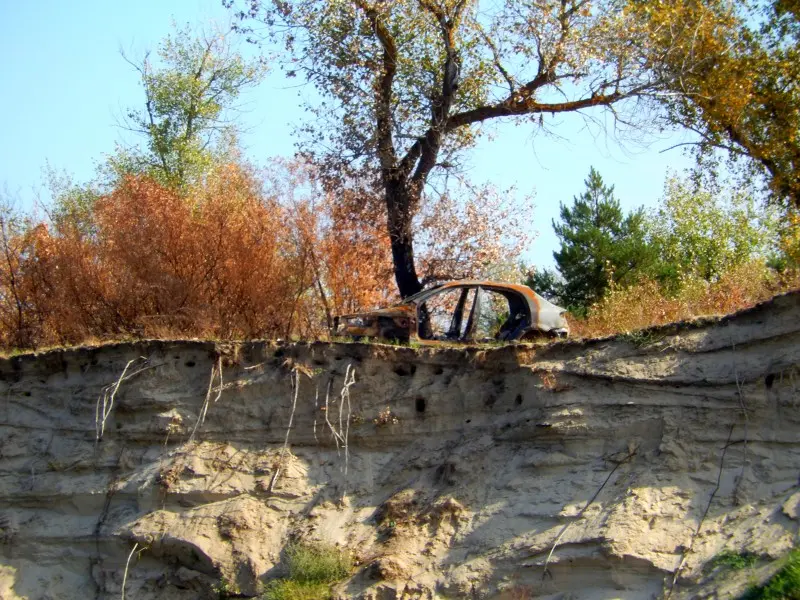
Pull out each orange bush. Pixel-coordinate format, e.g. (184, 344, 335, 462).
(265, 162, 394, 339)
(15, 170, 296, 345)
(0, 165, 398, 350)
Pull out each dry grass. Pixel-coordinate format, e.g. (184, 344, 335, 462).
(569, 261, 800, 339)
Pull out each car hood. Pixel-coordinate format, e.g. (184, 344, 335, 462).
(530, 292, 570, 333)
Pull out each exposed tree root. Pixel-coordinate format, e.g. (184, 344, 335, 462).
(542, 448, 637, 581)
(95, 357, 150, 443)
(668, 424, 736, 596)
(189, 356, 224, 442)
(325, 364, 355, 479)
(269, 366, 303, 493)
(120, 542, 140, 600)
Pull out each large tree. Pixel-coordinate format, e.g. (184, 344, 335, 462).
(638, 0, 800, 207)
(552, 168, 655, 310)
(648, 175, 778, 282)
(226, 0, 702, 298)
(116, 24, 267, 189)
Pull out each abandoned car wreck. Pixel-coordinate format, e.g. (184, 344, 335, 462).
(335, 280, 569, 344)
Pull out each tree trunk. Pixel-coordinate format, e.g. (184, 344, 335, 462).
(385, 178, 423, 299)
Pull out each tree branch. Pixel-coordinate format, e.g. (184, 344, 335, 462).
(355, 0, 399, 173)
(446, 90, 624, 131)
(477, 24, 515, 95)
(407, 0, 465, 186)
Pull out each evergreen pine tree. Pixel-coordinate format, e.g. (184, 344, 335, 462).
(553, 168, 656, 312)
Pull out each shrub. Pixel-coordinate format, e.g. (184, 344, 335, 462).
(261, 542, 351, 600)
(262, 580, 332, 600)
(0, 165, 395, 351)
(569, 261, 800, 339)
(283, 542, 351, 583)
(709, 550, 760, 571)
(741, 548, 800, 600)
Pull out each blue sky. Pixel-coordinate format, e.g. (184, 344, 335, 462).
(0, 0, 695, 269)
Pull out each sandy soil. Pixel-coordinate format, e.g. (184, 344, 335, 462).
(1, 292, 799, 599)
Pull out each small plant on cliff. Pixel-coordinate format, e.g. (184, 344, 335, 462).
(213, 575, 238, 599)
(740, 548, 800, 600)
(261, 542, 351, 600)
(708, 550, 759, 572)
(373, 407, 399, 427)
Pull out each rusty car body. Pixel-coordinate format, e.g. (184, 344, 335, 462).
(334, 280, 569, 343)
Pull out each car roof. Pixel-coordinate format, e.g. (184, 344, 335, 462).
(404, 279, 563, 312)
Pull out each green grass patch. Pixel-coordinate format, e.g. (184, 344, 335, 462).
(741, 548, 800, 600)
(261, 542, 351, 600)
(709, 550, 760, 571)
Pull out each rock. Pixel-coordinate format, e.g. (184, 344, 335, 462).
(782, 491, 800, 520)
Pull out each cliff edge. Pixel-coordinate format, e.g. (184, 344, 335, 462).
(1, 292, 799, 599)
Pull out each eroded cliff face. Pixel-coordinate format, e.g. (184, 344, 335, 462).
(1, 293, 799, 600)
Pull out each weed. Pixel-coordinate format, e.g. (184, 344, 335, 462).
(619, 329, 666, 348)
(708, 550, 760, 571)
(740, 548, 800, 600)
(508, 585, 533, 600)
(284, 542, 351, 583)
(540, 371, 557, 391)
(261, 542, 351, 600)
(213, 575, 238, 599)
(374, 407, 399, 426)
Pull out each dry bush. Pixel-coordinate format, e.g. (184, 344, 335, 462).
(0, 169, 297, 348)
(266, 160, 395, 339)
(286, 188, 395, 338)
(0, 162, 398, 351)
(0, 213, 41, 349)
(416, 183, 534, 284)
(570, 261, 800, 338)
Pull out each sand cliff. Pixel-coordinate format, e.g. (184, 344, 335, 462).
(1, 292, 799, 599)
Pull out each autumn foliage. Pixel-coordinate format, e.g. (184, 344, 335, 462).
(2, 161, 797, 351)
(0, 166, 393, 350)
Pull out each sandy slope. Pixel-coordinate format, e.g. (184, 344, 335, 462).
(1, 292, 799, 599)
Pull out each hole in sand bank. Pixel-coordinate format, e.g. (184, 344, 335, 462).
(416, 397, 426, 413)
(394, 364, 416, 377)
(515, 394, 523, 406)
(185, 360, 196, 368)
